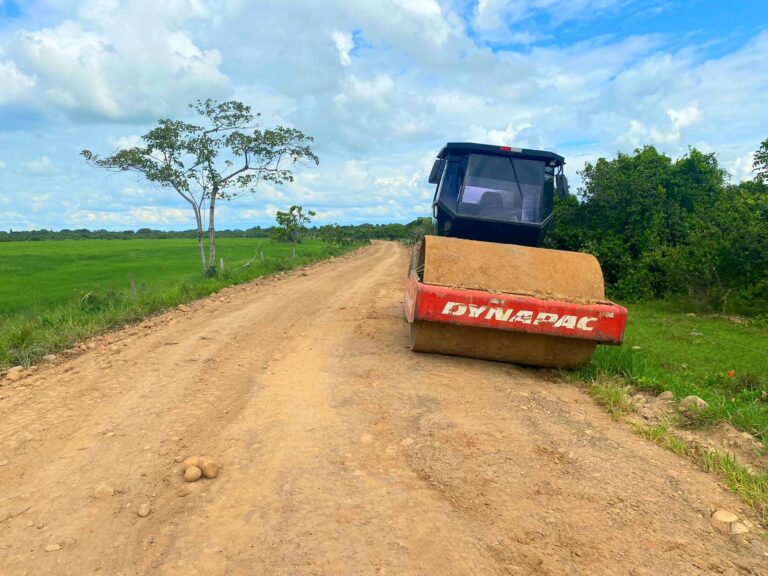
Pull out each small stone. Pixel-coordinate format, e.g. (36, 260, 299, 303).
(181, 456, 200, 470)
(631, 345, 642, 350)
(730, 522, 749, 535)
(199, 459, 220, 479)
(26, 520, 34, 527)
(679, 395, 709, 414)
(137, 502, 152, 517)
(7, 371, 22, 382)
(94, 483, 114, 498)
(656, 391, 675, 401)
(177, 305, 191, 313)
(184, 466, 202, 482)
(686, 312, 697, 317)
(0, 460, 8, 467)
(711, 509, 739, 533)
(400, 438, 414, 446)
(8, 365, 23, 374)
(173, 455, 184, 463)
(87, 342, 96, 350)
(43, 354, 57, 362)
(631, 394, 646, 405)
(360, 434, 374, 444)
(45, 544, 61, 552)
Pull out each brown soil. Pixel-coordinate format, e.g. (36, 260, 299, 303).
(0, 241, 766, 575)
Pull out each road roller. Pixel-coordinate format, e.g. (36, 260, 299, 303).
(404, 142, 627, 367)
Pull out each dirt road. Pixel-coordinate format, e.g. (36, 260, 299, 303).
(1, 241, 765, 575)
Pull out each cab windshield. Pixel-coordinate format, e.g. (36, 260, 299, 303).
(458, 154, 551, 223)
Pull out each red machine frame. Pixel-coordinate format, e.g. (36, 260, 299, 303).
(404, 271, 627, 344)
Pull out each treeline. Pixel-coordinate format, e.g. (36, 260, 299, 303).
(0, 220, 433, 244)
(316, 220, 432, 245)
(546, 146, 768, 315)
(0, 227, 273, 241)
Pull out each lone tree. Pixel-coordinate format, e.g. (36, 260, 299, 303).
(753, 138, 768, 183)
(82, 99, 318, 275)
(273, 205, 316, 258)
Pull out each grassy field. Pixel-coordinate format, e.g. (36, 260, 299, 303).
(572, 301, 768, 438)
(0, 238, 359, 367)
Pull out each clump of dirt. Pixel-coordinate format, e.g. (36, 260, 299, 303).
(627, 391, 768, 474)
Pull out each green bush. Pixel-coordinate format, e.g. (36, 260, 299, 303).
(546, 145, 768, 315)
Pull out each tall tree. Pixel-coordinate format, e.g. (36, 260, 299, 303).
(753, 138, 768, 183)
(273, 205, 316, 258)
(82, 99, 318, 275)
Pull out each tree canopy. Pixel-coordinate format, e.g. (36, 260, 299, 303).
(82, 99, 318, 274)
(546, 145, 768, 314)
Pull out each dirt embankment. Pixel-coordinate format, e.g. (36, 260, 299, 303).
(0, 241, 765, 575)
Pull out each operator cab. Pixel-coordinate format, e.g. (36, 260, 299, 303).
(429, 142, 569, 247)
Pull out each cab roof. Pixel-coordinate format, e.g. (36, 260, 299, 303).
(438, 142, 565, 164)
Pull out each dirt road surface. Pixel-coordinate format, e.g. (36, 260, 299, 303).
(1, 242, 765, 575)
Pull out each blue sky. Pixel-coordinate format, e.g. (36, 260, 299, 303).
(0, 0, 766, 231)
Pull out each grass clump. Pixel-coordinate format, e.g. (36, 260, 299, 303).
(632, 423, 689, 456)
(586, 378, 634, 419)
(699, 450, 768, 525)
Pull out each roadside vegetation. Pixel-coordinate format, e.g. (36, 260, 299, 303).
(573, 303, 768, 523)
(0, 238, 358, 368)
(548, 141, 768, 436)
(576, 301, 768, 438)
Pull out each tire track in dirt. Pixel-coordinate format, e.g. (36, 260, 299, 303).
(0, 241, 765, 575)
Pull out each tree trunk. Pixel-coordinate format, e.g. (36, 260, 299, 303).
(194, 205, 207, 275)
(208, 188, 217, 275)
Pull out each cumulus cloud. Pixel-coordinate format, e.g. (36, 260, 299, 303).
(3, 0, 229, 120)
(332, 31, 354, 66)
(109, 135, 143, 151)
(23, 155, 59, 175)
(0, 59, 36, 105)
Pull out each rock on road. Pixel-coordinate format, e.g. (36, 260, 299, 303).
(0, 241, 765, 575)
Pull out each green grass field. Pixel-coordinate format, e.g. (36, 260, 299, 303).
(0, 238, 358, 367)
(0, 238, 342, 314)
(573, 301, 768, 438)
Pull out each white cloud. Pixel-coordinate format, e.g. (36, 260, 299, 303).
(730, 153, 756, 182)
(109, 135, 143, 150)
(0, 60, 37, 105)
(23, 155, 59, 175)
(466, 122, 533, 146)
(332, 31, 354, 66)
(668, 103, 701, 132)
(4, 1, 230, 120)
